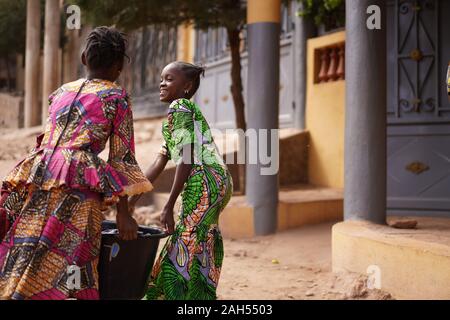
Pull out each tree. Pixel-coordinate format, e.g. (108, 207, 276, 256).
(181, 0, 247, 132)
(73, 0, 186, 30)
(0, 0, 27, 91)
(0, 0, 65, 92)
(297, 0, 345, 31)
(181, 0, 247, 193)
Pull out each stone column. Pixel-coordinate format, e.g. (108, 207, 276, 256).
(42, 0, 61, 124)
(246, 0, 281, 235)
(293, 1, 316, 130)
(24, 0, 41, 128)
(344, 0, 387, 224)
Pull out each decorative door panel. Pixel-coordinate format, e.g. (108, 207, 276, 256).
(388, 130, 450, 213)
(387, 0, 449, 124)
(387, 0, 450, 216)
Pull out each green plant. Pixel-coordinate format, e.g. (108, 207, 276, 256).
(297, 0, 345, 30)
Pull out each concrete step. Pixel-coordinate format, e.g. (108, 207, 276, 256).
(219, 184, 343, 238)
(150, 184, 343, 239)
(151, 129, 310, 193)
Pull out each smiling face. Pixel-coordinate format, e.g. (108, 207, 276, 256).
(159, 63, 193, 103)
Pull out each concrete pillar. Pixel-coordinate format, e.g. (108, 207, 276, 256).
(42, 0, 61, 124)
(344, 0, 387, 224)
(246, 0, 281, 235)
(24, 0, 41, 128)
(293, 1, 316, 130)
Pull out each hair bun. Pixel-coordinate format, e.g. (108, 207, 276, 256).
(85, 26, 128, 70)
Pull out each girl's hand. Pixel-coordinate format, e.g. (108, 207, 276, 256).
(160, 204, 175, 235)
(116, 212, 139, 241)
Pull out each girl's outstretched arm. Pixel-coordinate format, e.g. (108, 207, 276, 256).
(145, 153, 169, 183)
(129, 153, 169, 209)
(161, 144, 194, 234)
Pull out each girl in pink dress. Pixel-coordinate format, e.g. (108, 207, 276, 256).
(0, 27, 152, 300)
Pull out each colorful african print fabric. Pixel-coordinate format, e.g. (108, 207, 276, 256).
(146, 98, 233, 300)
(0, 188, 103, 300)
(3, 78, 152, 204)
(0, 79, 152, 300)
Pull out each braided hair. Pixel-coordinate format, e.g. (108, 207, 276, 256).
(84, 26, 129, 71)
(172, 61, 205, 99)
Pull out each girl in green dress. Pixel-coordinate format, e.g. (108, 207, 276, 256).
(130, 62, 233, 300)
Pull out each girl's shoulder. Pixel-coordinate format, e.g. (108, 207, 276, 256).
(168, 98, 196, 114)
(60, 78, 127, 100)
(54, 79, 131, 122)
(49, 78, 87, 99)
(87, 79, 127, 101)
(60, 78, 87, 92)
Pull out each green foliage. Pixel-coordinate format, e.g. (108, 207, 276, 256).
(297, 0, 345, 30)
(179, 0, 246, 31)
(0, 0, 68, 58)
(72, 0, 186, 31)
(72, 0, 246, 32)
(0, 0, 27, 57)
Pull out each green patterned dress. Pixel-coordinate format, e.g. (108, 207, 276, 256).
(146, 98, 233, 300)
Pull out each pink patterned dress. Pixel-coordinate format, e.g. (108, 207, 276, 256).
(0, 78, 152, 300)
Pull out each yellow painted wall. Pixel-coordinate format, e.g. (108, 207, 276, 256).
(306, 31, 346, 189)
(248, 0, 281, 24)
(177, 23, 196, 63)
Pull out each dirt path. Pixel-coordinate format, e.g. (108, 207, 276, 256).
(217, 222, 392, 300)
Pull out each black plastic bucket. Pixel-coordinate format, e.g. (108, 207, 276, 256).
(98, 220, 168, 300)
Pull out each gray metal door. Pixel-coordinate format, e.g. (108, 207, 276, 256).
(387, 0, 450, 216)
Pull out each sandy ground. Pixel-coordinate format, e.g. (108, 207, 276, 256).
(217, 222, 392, 300)
(0, 122, 394, 300)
